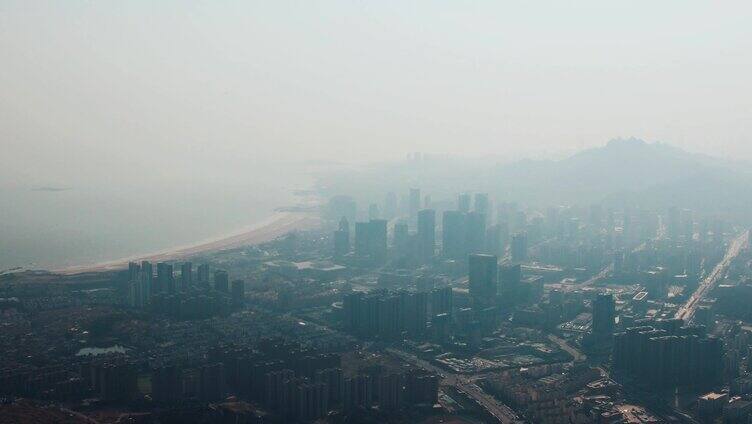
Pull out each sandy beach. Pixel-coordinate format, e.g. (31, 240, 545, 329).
(54, 211, 320, 275)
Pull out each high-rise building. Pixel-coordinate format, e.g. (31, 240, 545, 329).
(468, 254, 498, 307)
(180, 262, 192, 291)
(511, 232, 528, 263)
(156, 262, 174, 294)
(465, 211, 486, 254)
(592, 293, 615, 336)
(457, 193, 471, 214)
(499, 263, 521, 304)
(430, 286, 453, 317)
(128, 261, 140, 282)
(333, 217, 350, 258)
(369, 219, 388, 264)
(417, 209, 436, 262)
(214, 270, 229, 293)
(486, 224, 502, 256)
(409, 188, 421, 222)
(393, 221, 410, 258)
(197, 263, 210, 285)
(355, 222, 370, 257)
(368, 203, 380, 220)
(141, 261, 153, 300)
(442, 210, 465, 260)
(231, 280, 245, 306)
(474, 193, 489, 218)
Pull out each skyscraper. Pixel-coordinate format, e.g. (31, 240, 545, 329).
(468, 254, 497, 307)
(417, 209, 436, 262)
(592, 293, 615, 337)
(457, 193, 471, 213)
(231, 279, 245, 306)
(156, 262, 174, 294)
(354, 219, 387, 264)
(334, 217, 350, 258)
(409, 188, 421, 222)
(442, 210, 465, 260)
(214, 270, 229, 293)
(511, 232, 528, 263)
(180, 262, 192, 291)
(393, 221, 410, 258)
(197, 263, 210, 286)
(474, 193, 489, 218)
(465, 211, 486, 254)
(499, 263, 521, 304)
(368, 219, 387, 264)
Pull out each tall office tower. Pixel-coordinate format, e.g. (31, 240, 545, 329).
(384, 192, 397, 220)
(368, 203, 380, 220)
(417, 209, 436, 262)
(393, 221, 410, 257)
(442, 210, 465, 259)
(468, 254, 498, 307)
(667, 206, 680, 241)
(128, 280, 142, 308)
(368, 219, 388, 264)
(409, 188, 421, 222)
(511, 232, 528, 263)
(474, 193, 490, 218)
(498, 263, 521, 304)
(457, 193, 471, 213)
(156, 262, 174, 294)
(128, 262, 141, 282)
(180, 262, 192, 291)
(498, 220, 510, 251)
(140, 261, 153, 299)
(465, 211, 487, 254)
(214, 270, 229, 293)
(486, 224, 502, 256)
(592, 293, 615, 336)
(403, 291, 428, 336)
(512, 210, 526, 233)
(197, 264, 210, 285)
(424, 195, 432, 209)
(334, 217, 350, 258)
(327, 195, 357, 224)
(355, 220, 387, 264)
(231, 280, 245, 306)
(430, 286, 453, 317)
(354, 222, 370, 257)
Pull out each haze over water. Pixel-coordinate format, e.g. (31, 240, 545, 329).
(0, 171, 306, 271)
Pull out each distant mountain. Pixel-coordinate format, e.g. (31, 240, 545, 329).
(489, 138, 729, 202)
(315, 138, 752, 222)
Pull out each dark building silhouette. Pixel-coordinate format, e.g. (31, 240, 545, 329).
(442, 210, 465, 260)
(333, 216, 350, 257)
(214, 270, 229, 293)
(180, 262, 192, 291)
(511, 232, 528, 262)
(465, 211, 487, 254)
(156, 262, 174, 294)
(417, 209, 436, 262)
(468, 254, 497, 308)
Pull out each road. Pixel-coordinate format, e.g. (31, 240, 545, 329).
(386, 348, 524, 424)
(547, 334, 587, 362)
(675, 230, 749, 323)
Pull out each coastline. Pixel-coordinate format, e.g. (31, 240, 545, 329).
(54, 211, 320, 275)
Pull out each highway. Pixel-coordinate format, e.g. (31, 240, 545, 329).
(386, 348, 524, 424)
(675, 230, 749, 323)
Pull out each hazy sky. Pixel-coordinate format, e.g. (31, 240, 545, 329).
(2, 1, 752, 187)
